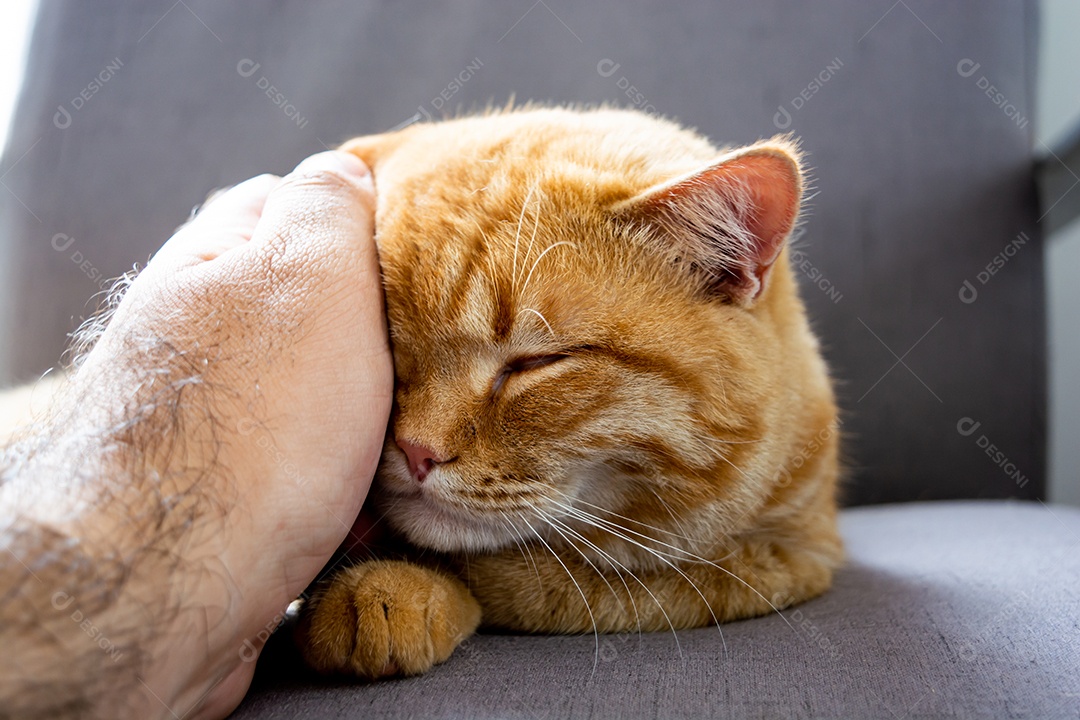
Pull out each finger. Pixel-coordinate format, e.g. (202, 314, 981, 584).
(150, 173, 282, 269)
(188, 173, 281, 230)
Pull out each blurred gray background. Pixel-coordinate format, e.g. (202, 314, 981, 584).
(0, 0, 1074, 507)
(1037, 0, 1080, 507)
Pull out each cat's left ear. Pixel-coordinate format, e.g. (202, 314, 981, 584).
(613, 140, 803, 306)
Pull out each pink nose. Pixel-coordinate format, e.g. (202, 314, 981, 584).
(395, 438, 449, 482)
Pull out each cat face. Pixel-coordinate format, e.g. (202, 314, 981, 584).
(342, 108, 815, 556)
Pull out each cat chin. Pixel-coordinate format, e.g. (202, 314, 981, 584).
(382, 497, 522, 553)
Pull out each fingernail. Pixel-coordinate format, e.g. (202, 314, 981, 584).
(293, 150, 370, 180)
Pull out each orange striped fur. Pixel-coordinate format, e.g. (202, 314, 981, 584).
(298, 107, 842, 678)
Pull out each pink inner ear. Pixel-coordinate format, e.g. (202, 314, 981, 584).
(719, 154, 801, 264)
(636, 149, 802, 305)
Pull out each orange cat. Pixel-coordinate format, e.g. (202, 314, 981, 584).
(297, 106, 842, 678)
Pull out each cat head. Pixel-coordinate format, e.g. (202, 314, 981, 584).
(342, 108, 819, 556)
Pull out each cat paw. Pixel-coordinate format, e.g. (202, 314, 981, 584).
(298, 560, 481, 678)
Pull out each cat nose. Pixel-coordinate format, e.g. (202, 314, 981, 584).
(395, 438, 450, 482)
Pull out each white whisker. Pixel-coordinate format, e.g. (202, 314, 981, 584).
(536, 511, 676, 669)
(540, 514, 621, 612)
(500, 511, 544, 589)
(520, 241, 577, 298)
(651, 491, 694, 543)
(518, 195, 543, 288)
(554, 501, 726, 651)
(518, 307, 555, 337)
(550, 487, 695, 544)
(517, 512, 601, 672)
(511, 183, 538, 294)
(539, 510, 661, 642)
(549, 498, 793, 636)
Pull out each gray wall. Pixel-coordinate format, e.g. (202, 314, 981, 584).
(1039, 0, 1080, 506)
(0, 1, 39, 379)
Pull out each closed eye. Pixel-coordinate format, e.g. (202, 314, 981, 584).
(509, 353, 568, 373)
(491, 353, 570, 396)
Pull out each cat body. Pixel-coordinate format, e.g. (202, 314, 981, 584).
(298, 107, 843, 678)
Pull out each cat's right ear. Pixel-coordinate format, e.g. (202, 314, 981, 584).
(612, 140, 803, 307)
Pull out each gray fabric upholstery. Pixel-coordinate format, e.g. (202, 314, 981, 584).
(1, 4, 1059, 716)
(231, 501, 1080, 720)
(0, 0, 1043, 505)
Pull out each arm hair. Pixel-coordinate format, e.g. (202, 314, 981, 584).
(0, 290, 233, 719)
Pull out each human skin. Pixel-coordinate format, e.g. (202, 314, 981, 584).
(0, 151, 393, 719)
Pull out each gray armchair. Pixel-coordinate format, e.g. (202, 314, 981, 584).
(2, 2, 1075, 717)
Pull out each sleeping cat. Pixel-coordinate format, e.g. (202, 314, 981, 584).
(296, 107, 843, 678)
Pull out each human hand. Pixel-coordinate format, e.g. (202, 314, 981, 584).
(1, 151, 392, 718)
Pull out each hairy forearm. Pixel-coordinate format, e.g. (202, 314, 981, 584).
(0, 504, 148, 717)
(0, 151, 387, 719)
(0, 346, 237, 718)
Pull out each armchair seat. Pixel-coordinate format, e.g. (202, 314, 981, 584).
(234, 501, 1080, 719)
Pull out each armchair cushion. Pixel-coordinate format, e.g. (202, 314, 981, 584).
(233, 500, 1080, 719)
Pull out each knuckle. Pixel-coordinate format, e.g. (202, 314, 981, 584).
(266, 184, 369, 241)
(277, 168, 356, 196)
